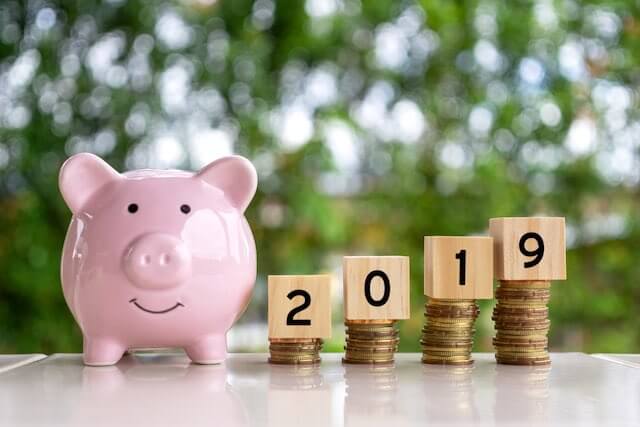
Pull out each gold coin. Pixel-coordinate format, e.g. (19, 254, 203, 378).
(428, 299, 477, 306)
(498, 280, 551, 288)
(268, 356, 320, 362)
(344, 356, 396, 362)
(347, 326, 398, 332)
(345, 346, 398, 353)
(270, 338, 322, 344)
(345, 320, 396, 325)
(346, 340, 397, 347)
(269, 359, 320, 365)
(342, 357, 394, 365)
(345, 325, 395, 332)
(494, 307, 548, 314)
(269, 343, 322, 349)
(422, 356, 473, 363)
(422, 354, 473, 361)
(426, 321, 475, 325)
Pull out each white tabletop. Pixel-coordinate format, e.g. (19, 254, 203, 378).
(0, 354, 46, 374)
(592, 353, 640, 369)
(0, 352, 639, 426)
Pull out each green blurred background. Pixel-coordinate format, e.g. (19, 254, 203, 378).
(1, 0, 639, 354)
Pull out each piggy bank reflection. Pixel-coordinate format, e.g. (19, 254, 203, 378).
(74, 355, 249, 426)
(59, 153, 258, 366)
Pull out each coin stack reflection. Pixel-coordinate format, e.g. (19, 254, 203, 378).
(344, 363, 398, 426)
(269, 363, 323, 390)
(495, 364, 551, 422)
(422, 363, 476, 423)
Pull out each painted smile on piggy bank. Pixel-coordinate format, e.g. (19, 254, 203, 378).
(59, 153, 258, 366)
(128, 298, 184, 314)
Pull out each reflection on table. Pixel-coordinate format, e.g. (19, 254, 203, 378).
(0, 353, 639, 426)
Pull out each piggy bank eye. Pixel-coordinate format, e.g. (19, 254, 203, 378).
(180, 204, 191, 214)
(127, 203, 139, 214)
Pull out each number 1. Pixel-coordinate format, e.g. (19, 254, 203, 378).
(455, 249, 466, 286)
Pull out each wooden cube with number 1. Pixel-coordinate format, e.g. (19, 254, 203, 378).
(489, 217, 566, 281)
(424, 236, 494, 300)
(268, 275, 332, 339)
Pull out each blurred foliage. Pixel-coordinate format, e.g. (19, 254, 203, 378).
(1, 0, 640, 354)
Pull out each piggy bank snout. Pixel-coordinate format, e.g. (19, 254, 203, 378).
(124, 233, 192, 290)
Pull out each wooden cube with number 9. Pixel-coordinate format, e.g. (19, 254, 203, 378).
(268, 275, 332, 339)
(424, 236, 494, 299)
(490, 217, 566, 281)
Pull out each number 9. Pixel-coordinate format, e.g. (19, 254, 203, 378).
(519, 232, 545, 268)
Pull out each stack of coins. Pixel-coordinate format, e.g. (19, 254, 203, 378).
(420, 299, 479, 365)
(343, 320, 399, 364)
(493, 280, 551, 365)
(268, 338, 323, 365)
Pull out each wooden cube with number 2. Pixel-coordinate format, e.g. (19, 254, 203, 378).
(424, 236, 494, 299)
(490, 217, 566, 281)
(268, 275, 332, 339)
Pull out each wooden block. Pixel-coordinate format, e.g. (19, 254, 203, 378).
(268, 275, 332, 339)
(489, 217, 566, 281)
(343, 256, 410, 320)
(424, 236, 494, 299)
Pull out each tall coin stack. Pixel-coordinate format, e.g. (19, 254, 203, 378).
(493, 280, 551, 365)
(421, 298, 479, 365)
(343, 319, 399, 364)
(489, 217, 567, 366)
(268, 338, 323, 365)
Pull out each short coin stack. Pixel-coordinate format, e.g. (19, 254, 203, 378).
(493, 280, 551, 365)
(343, 320, 399, 364)
(421, 299, 479, 365)
(268, 338, 323, 365)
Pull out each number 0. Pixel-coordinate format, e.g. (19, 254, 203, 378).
(519, 232, 545, 268)
(364, 270, 391, 307)
(286, 289, 312, 326)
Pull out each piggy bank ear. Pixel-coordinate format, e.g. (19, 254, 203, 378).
(59, 153, 121, 214)
(196, 155, 258, 212)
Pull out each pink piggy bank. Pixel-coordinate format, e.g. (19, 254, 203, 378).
(59, 153, 258, 366)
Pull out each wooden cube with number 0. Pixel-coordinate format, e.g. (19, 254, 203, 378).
(490, 217, 566, 281)
(424, 236, 494, 299)
(268, 275, 332, 339)
(343, 256, 410, 321)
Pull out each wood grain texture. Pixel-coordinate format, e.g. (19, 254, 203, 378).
(343, 256, 410, 320)
(490, 217, 566, 281)
(268, 275, 332, 339)
(424, 236, 494, 299)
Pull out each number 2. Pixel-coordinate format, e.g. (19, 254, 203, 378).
(286, 289, 311, 325)
(455, 250, 466, 285)
(519, 232, 545, 268)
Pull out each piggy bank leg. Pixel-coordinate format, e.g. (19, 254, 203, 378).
(185, 335, 227, 364)
(83, 337, 126, 366)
